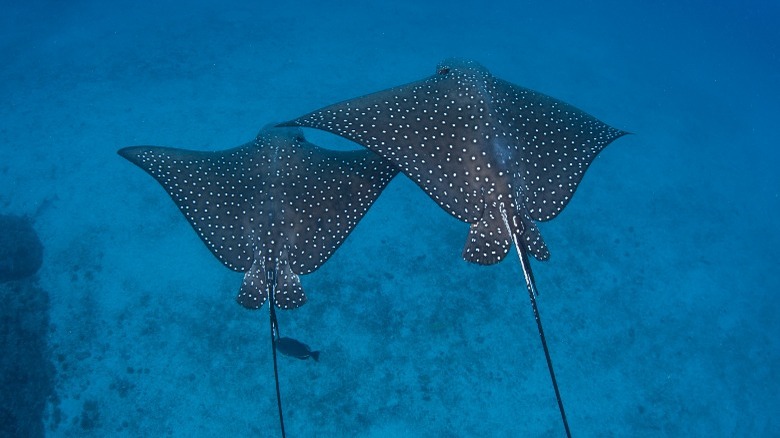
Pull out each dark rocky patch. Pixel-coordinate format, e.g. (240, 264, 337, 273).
(109, 376, 135, 398)
(0, 280, 55, 437)
(0, 214, 43, 282)
(79, 399, 100, 430)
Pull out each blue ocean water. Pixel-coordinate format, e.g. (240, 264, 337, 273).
(1, 0, 778, 436)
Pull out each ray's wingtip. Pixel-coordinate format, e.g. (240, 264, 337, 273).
(116, 146, 131, 157)
(117, 146, 141, 161)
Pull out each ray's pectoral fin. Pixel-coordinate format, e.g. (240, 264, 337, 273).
(236, 256, 307, 310)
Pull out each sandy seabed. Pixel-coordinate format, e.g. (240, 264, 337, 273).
(1, 1, 778, 436)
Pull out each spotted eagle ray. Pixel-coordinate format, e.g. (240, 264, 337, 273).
(118, 126, 397, 437)
(280, 58, 627, 436)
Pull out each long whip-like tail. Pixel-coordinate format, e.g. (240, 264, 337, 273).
(499, 203, 571, 438)
(268, 269, 287, 438)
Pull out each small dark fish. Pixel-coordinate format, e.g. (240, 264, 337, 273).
(276, 337, 320, 362)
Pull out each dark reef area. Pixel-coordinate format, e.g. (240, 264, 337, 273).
(0, 214, 54, 437)
(0, 214, 43, 282)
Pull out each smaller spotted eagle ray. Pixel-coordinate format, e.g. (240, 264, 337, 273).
(118, 126, 397, 437)
(280, 59, 627, 436)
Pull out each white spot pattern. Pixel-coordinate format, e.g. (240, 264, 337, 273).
(283, 59, 626, 264)
(119, 127, 397, 310)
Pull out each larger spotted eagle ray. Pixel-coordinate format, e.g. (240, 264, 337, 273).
(280, 58, 628, 437)
(118, 126, 397, 437)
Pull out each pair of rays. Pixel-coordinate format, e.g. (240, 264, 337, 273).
(120, 58, 627, 437)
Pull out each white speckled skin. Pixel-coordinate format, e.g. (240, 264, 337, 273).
(281, 59, 626, 265)
(119, 127, 398, 310)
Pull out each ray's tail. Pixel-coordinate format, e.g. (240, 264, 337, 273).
(268, 269, 287, 438)
(499, 203, 572, 438)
